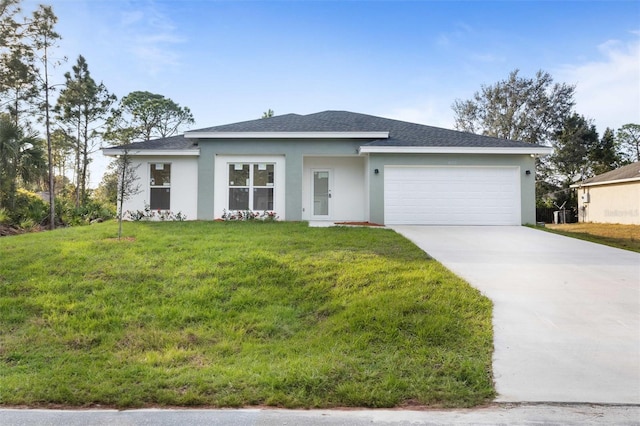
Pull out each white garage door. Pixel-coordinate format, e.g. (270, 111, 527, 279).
(384, 166, 521, 225)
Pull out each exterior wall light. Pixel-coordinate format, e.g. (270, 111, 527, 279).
(525, 170, 531, 175)
(374, 169, 379, 174)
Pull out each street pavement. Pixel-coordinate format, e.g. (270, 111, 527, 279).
(1, 404, 639, 425)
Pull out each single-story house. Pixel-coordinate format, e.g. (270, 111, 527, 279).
(570, 161, 640, 225)
(102, 111, 552, 225)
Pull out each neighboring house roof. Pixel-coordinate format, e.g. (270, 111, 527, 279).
(571, 161, 640, 188)
(103, 110, 551, 154)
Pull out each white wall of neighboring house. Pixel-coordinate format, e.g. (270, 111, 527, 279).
(121, 156, 199, 220)
(578, 182, 640, 225)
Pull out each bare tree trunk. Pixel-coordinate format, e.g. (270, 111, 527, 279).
(44, 36, 55, 230)
(118, 157, 126, 240)
(74, 121, 81, 208)
(81, 118, 88, 204)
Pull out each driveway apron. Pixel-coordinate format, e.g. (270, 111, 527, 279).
(392, 226, 640, 404)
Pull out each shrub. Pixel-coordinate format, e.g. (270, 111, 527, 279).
(56, 197, 116, 226)
(8, 189, 48, 226)
(221, 209, 278, 221)
(0, 208, 9, 225)
(125, 203, 186, 222)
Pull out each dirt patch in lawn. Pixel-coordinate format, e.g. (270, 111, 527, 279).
(546, 223, 640, 240)
(544, 223, 640, 252)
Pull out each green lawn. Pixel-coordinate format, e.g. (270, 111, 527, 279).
(0, 221, 494, 408)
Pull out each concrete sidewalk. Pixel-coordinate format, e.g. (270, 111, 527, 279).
(1, 404, 639, 426)
(392, 226, 640, 404)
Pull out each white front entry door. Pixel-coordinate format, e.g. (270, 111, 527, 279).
(311, 169, 332, 219)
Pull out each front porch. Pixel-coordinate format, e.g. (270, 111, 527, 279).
(302, 156, 368, 223)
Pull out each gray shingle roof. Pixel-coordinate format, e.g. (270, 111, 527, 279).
(578, 161, 640, 185)
(307, 111, 535, 148)
(106, 110, 543, 150)
(194, 113, 357, 132)
(109, 134, 196, 150)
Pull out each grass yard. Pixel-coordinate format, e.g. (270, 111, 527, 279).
(0, 221, 494, 408)
(543, 223, 640, 253)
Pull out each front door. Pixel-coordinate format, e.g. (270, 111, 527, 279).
(311, 169, 331, 219)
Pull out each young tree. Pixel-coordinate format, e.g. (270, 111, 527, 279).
(55, 55, 116, 206)
(262, 109, 274, 118)
(105, 91, 194, 143)
(616, 123, 640, 162)
(452, 69, 575, 145)
(28, 4, 60, 229)
(114, 150, 140, 240)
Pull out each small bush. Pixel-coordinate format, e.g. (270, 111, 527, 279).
(0, 207, 10, 224)
(9, 189, 48, 226)
(56, 197, 116, 226)
(221, 209, 278, 221)
(125, 203, 186, 222)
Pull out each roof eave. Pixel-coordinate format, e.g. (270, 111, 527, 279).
(359, 146, 554, 155)
(102, 148, 200, 157)
(184, 131, 389, 139)
(570, 177, 640, 188)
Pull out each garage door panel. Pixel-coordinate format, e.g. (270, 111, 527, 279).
(384, 166, 521, 225)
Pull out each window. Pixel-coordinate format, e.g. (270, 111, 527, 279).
(228, 163, 274, 210)
(150, 163, 171, 210)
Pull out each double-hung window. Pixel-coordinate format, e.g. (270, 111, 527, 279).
(228, 163, 274, 211)
(150, 163, 171, 210)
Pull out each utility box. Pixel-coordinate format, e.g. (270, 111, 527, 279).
(581, 193, 590, 203)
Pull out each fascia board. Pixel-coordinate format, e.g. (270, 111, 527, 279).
(102, 149, 200, 157)
(184, 131, 389, 139)
(570, 177, 640, 188)
(359, 146, 554, 155)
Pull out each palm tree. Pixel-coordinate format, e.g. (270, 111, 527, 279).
(0, 114, 46, 210)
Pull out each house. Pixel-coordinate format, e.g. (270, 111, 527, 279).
(102, 111, 552, 225)
(570, 161, 640, 225)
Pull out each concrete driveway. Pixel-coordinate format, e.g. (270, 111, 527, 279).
(392, 226, 640, 404)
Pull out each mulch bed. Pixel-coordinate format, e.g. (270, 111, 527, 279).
(0, 225, 23, 237)
(334, 221, 385, 227)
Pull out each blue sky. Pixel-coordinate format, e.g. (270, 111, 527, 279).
(23, 0, 640, 186)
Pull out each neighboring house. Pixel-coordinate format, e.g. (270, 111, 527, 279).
(102, 111, 552, 225)
(570, 161, 640, 225)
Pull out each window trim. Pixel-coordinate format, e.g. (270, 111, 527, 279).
(227, 162, 275, 212)
(149, 162, 171, 211)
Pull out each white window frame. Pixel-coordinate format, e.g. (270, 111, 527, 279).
(149, 162, 171, 210)
(214, 155, 286, 220)
(227, 162, 275, 212)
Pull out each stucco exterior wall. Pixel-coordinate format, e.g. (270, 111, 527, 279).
(367, 153, 537, 225)
(302, 156, 367, 222)
(121, 156, 199, 220)
(197, 139, 362, 220)
(576, 182, 640, 225)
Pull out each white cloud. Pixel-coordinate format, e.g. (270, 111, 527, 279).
(118, 2, 186, 75)
(557, 33, 640, 131)
(382, 99, 456, 130)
